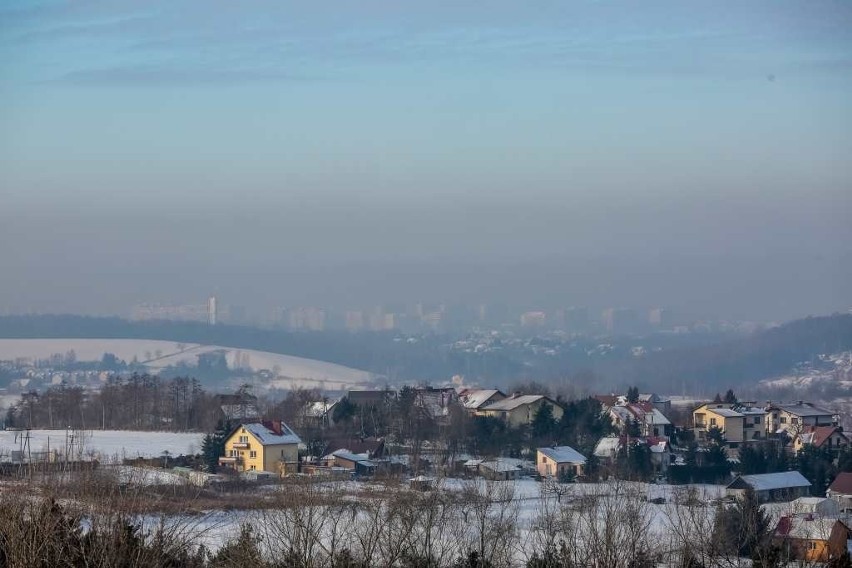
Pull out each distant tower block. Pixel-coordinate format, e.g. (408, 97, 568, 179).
(208, 296, 218, 326)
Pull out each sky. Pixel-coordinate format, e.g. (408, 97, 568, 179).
(1, 0, 851, 322)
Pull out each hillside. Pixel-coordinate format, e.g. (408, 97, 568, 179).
(616, 313, 852, 394)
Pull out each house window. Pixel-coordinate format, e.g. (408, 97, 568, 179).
(250, 451, 257, 458)
(281, 449, 286, 457)
(250, 465, 256, 471)
(230, 449, 239, 457)
(780, 417, 787, 424)
(754, 417, 761, 424)
(792, 418, 799, 425)
(541, 457, 546, 463)
(710, 418, 717, 426)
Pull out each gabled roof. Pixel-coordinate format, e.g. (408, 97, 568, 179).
(828, 472, 852, 495)
(594, 437, 623, 458)
(331, 449, 376, 466)
(482, 394, 553, 411)
(538, 446, 586, 465)
(323, 437, 384, 458)
(705, 407, 744, 418)
(799, 426, 848, 448)
(461, 389, 505, 410)
(593, 394, 620, 408)
(772, 402, 835, 418)
(727, 471, 811, 492)
(240, 421, 301, 446)
(774, 516, 837, 541)
(479, 457, 531, 473)
(305, 400, 338, 418)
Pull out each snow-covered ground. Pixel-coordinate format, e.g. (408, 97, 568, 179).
(136, 478, 764, 561)
(759, 351, 852, 390)
(0, 338, 374, 390)
(0, 429, 204, 461)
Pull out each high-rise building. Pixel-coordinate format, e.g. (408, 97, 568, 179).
(649, 307, 672, 329)
(286, 307, 326, 331)
(345, 310, 365, 332)
(520, 311, 547, 328)
(207, 296, 217, 326)
(602, 308, 640, 334)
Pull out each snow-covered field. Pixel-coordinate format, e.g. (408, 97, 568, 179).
(134, 478, 757, 560)
(0, 429, 204, 461)
(0, 338, 374, 390)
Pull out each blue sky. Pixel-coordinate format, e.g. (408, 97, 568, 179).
(1, 1, 851, 318)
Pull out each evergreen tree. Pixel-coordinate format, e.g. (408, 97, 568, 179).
(531, 403, 556, 442)
(202, 419, 233, 472)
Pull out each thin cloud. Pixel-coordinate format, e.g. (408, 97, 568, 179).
(53, 65, 324, 85)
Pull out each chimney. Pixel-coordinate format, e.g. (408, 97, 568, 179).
(512, 392, 520, 399)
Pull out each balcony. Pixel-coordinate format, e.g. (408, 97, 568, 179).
(231, 442, 250, 449)
(218, 456, 242, 465)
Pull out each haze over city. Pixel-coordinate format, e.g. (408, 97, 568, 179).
(2, 0, 851, 322)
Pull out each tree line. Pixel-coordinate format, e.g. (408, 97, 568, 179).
(5, 374, 222, 432)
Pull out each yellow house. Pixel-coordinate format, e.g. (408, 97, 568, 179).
(693, 403, 745, 444)
(537, 446, 586, 479)
(476, 395, 563, 427)
(219, 420, 301, 475)
(774, 517, 850, 563)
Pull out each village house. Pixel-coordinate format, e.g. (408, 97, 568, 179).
(692, 402, 766, 452)
(304, 399, 338, 428)
(478, 457, 533, 481)
(792, 425, 850, 455)
(536, 446, 586, 479)
(347, 389, 394, 409)
(827, 472, 852, 514)
(608, 403, 673, 439)
(726, 471, 812, 503)
(458, 388, 506, 414)
(773, 516, 852, 563)
(766, 401, 837, 437)
(320, 437, 385, 461)
(218, 420, 301, 475)
(476, 394, 563, 427)
(327, 450, 377, 477)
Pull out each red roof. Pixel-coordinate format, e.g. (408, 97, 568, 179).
(829, 472, 852, 495)
(594, 394, 619, 408)
(815, 426, 847, 447)
(774, 516, 793, 538)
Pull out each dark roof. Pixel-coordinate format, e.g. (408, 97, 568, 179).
(828, 472, 852, 495)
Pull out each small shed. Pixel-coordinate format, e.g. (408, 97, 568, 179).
(479, 458, 528, 481)
(409, 475, 436, 491)
(330, 450, 377, 477)
(727, 471, 811, 502)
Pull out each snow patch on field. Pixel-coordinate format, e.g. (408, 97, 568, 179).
(0, 338, 374, 389)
